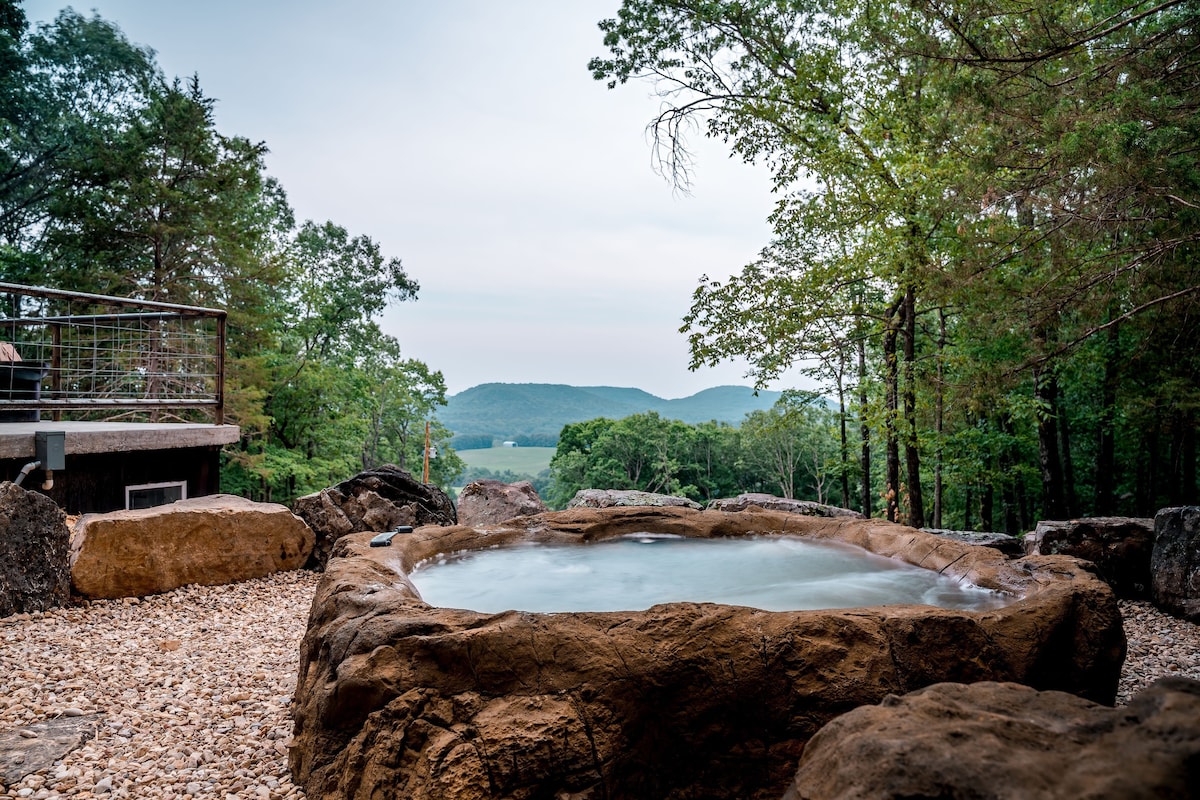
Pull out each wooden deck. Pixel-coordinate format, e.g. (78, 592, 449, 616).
(0, 421, 239, 460)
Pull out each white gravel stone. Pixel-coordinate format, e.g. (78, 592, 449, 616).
(0, 570, 318, 799)
(1116, 598, 1200, 705)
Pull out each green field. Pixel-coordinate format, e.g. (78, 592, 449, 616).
(457, 446, 556, 476)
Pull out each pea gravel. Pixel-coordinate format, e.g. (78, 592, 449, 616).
(0, 570, 319, 799)
(1116, 598, 1200, 704)
(0, 571, 1196, 799)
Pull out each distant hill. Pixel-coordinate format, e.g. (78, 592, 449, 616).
(440, 383, 782, 446)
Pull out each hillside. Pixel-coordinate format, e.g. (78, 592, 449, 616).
(439, 383, 782, 446)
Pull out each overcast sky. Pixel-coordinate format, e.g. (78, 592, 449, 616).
(22, 0, 811, 399)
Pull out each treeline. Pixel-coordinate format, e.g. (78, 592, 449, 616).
(0, 4, 463, 498)
(546, 395, 842, 509)
(593, 0, 1199, 531)
(440, 383, 784, 447)
(453, 433, 559, 451)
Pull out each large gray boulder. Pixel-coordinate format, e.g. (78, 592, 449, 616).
(923, 528, 1023, 557)
(708, 493, 865, 519)
(567, 488, 701, 510)
(456, 479, 548, 526)
(1151, 506, 1200, 622)
(1027, 517, 1155, 597)
(292, 465, 457, 570)
(785, 678, 1200, 800)
(0, 482, 70, 617)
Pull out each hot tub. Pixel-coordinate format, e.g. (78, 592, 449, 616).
(289, 506, 1125, 800)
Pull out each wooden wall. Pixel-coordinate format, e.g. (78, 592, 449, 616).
(1, 446, 223, 514)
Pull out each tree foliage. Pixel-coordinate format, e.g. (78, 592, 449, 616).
(546, 399, 845, 509)
(0, 4, 462, 501)
(592, 0, 1199, 528)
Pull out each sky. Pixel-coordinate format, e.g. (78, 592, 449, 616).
(21, 0, 813, 399)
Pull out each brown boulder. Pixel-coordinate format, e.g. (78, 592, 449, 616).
(708, 493, 865, 519)
(290, 507, 1125, 800)
(1030, 517, 1155, 597)
(456, 479, 548, 526)
(70, 495, 313, 599)
(0, 482, 70, 617)
(785, 678, 1200, 800)
(292, 465, 456, 570)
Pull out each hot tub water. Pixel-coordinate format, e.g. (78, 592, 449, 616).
(410, 534, 1009, 613)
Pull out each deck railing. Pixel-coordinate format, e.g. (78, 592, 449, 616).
(0, 282, 226, 424)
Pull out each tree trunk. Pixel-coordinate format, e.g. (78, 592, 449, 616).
(1003, 484, 1020, 534)
(883, 300, 901, 523)
(1060, 405, 1077, 517)
(933, 310, 945, 529)
(837, 380, 850, 509)
(1016, 474, 1030, 533)
(1167, 412, 1196, 507)
(1136, 429, 1159, 514)
(1000, 415, 1024, 534)
(901, 285, 925, 528)
(858, 335, 872, 516)
(1183, 416, 1197, 505)
(980, 485, 994, 532)
(1095, 321, 1120, 514)
(1034, 368, 1068, 520)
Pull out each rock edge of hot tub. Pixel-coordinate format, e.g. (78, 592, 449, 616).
(290, 507, 1125, 800)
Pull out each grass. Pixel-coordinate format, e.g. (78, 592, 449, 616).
(457, 446, 556, 476)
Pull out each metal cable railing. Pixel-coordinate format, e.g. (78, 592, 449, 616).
(0, 282, 226, 423)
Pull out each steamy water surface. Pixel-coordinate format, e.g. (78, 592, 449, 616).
(410, 534, 1010, 613)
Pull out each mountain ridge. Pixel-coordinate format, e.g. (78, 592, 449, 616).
(441, 382, 782, 445)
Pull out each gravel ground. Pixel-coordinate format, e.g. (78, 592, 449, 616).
(1116, 598, 1200, 704)
(0, 570, 319, 799)
(0, 572, 1197, 799)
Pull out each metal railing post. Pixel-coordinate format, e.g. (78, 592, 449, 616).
(215, 313, 226, 426)
(50, 322, 61, 422)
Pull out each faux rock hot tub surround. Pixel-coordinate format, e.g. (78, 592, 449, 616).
(289, 507, 1126, 800)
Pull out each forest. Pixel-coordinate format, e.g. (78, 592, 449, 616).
(588, 0, 1199, 531)
(2, 1, 1196, 529)
(543, 396, 842, 509)
(0, 2, 464, 498)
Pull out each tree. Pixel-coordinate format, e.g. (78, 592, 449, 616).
(579, 413, 694, 496)
(591, 0, 977, 526)
(283, 220, 416, 361)
(592, 0, 1199, 524)
(37, 75, 275, 304)
(684, 419, 744, 502)
(359, 337, 464, 484)
(920, 0, 1200, 516)
(20, 68, 295, 426)
(233, 220, 452, 500)
(2, 7, 462, 501)
(546, 405, 843, 509)
(548, 414, 699, 503)
(0, 6, 155, 257)
(741, 393, 840, 501)
(546, 417, 617, 507)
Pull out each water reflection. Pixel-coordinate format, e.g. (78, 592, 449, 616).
(410, 534, 1009, 613)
